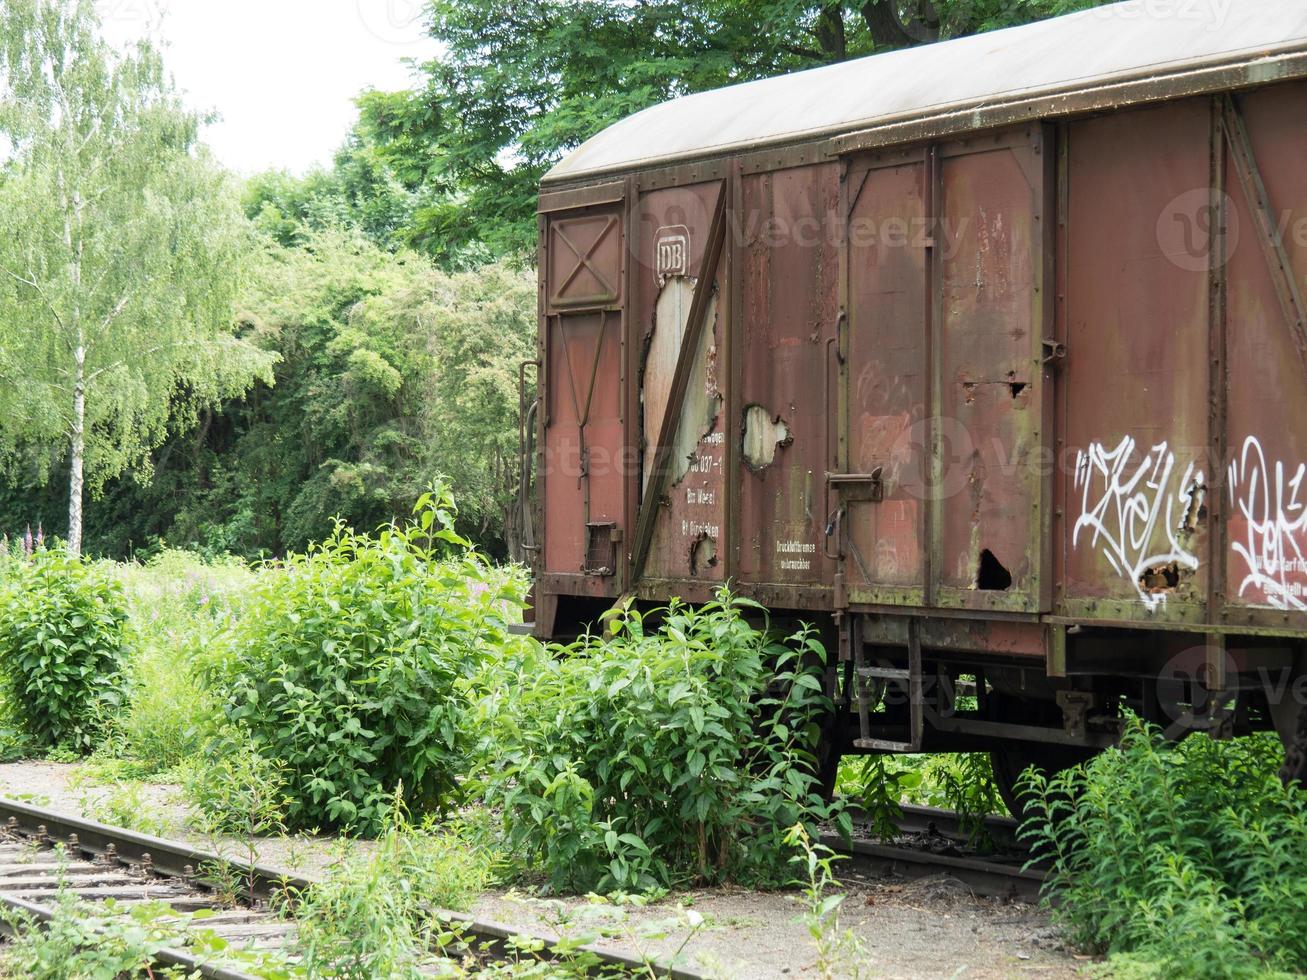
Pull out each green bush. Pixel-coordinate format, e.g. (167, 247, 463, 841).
(1022, 718, 1307, 977)
(0, 548, 127, 753)
(183, 730, 291, 840)
(203, 486, 526, 835)
(480, 593, 842, 894)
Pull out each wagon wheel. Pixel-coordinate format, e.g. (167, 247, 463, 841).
(985, 692, 1097, 825)
(990, 742, 1096, 826)
(1279, 698, 1307, 787)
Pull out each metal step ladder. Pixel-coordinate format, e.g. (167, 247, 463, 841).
(852, 618, 924, 752)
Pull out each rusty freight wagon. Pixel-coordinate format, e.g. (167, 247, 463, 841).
(519, 0, 1307, 799)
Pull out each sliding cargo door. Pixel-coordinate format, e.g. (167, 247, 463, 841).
(841, 149, 930, 606)
(840, 128, 1054, 613)
(540, 198, 628, 594)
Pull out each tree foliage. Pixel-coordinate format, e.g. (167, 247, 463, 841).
(354, 0, 1109, 261)
(175, 230, 536, 557)
(243, 129, 417, 252)
(0, 0, 275, 554)
(0, 230, 536, 559)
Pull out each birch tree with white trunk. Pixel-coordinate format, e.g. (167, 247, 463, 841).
(0, 0, 275, 555)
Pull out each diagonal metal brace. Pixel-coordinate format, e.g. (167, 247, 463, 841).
(629, 183, 729, 586)
(1221, 94, 1307, 374)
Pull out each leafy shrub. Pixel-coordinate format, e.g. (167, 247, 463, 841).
(1022, 718, 1307, 977)
(183, 731, 291, 837)
(481, 593, 842, 893)
(203, 486, 526, 835)
(0, 548, 127, 753)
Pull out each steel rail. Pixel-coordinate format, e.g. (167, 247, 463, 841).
(820, 804, 1046, 902)
(0, 797, 707, 980)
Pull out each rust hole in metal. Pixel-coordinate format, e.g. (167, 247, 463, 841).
(963, 379, 1029, 405)
(1140, 561, 1185, 596)
(690, 534, 718, 576)
(742, 404, 792, 470)
(976, 549, 1012, 591)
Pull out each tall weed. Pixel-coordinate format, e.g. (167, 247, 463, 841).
(480, 592, 843, 893)
(109, 549, 250, 773)
(292, 806, 498, 979)
(1022, 718, 1307, 977)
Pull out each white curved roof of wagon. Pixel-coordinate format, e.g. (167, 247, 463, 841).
(545, 0, 1307, 184)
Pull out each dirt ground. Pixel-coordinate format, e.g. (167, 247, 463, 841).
(0, 761, 1086, 978)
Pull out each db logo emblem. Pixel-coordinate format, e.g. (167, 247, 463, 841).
(655, 226, 690, 278)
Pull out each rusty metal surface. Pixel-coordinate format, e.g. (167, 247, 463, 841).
(1058, 99, 1214, 624)
(935, 132, 1048, 613)
(541, 310, 626, 579)
(532, 70, 1307, 656)
(540, 201, 626, 589)
(632, 181, 729, 584)
(1222, 82, 1307, 623)
(843, 151, 928, 605)
(735, 164, 840, 591)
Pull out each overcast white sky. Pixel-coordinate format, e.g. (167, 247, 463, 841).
(98, 0, 440, 175)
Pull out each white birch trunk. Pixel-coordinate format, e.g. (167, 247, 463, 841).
(65, 184, 85, 557)
(68, 348, 85, 557)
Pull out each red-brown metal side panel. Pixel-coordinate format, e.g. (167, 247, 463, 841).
(542, 311, 627, 578)
(936, 132, 1049, 613)
(736, 165, 841, 596)
(1059, 100, 1213, 624)
(540, 205, 626, 593)
(535, 80, 1307, 647)
(633, 181, 729, 586)
(843, 152, 929, 605)
(1222, 82, 1307, 623)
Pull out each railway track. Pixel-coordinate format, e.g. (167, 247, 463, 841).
(820, 804, 1046, 902)
(0, 797, 705, 979)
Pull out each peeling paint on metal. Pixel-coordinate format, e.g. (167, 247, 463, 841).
(742, 405, 792, 470)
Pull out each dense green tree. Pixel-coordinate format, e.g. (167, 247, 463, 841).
(146, 231, 536, 558)
(244, 128, 416, 251)
(359, 0, 1108, 261)
(0, 0, 274, 554)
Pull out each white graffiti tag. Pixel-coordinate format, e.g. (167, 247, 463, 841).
(1228, 436, 1307, 611)
(1073, 438, 1205, 610)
